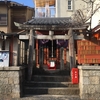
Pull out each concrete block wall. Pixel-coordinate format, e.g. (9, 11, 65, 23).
(0, 66, 25, 99)
(78, 66, 100, 100)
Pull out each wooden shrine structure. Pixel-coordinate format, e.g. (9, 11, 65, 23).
(14, 17, 88, 80)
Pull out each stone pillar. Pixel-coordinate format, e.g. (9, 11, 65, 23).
(5, 38, 9, 50)
(78, 66, 100, 100)
(68, 29, 75, 70)
(17, 40, 20, 65)
(0, 39, 2, 50)
(28, 30, 34, 80)
(13, 37, 18, 66)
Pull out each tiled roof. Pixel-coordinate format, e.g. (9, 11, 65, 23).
(25, 17, 72, 26)
(14, 17, 89, 30)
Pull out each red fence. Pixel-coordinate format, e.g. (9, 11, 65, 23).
(77, 40, 100, 64)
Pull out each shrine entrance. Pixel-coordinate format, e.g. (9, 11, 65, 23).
(37, 39, 68, 70)
(15, 17, 88, 79)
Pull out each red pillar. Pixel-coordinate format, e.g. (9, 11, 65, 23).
(36, 39, 39, 67)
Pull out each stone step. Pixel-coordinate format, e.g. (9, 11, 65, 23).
(33, 68, 70, 76)
(14, 95, 80, 100)
(44, 70, 70, 75)
(24, 87, 79, 95)
(32, 75, 71, 82)
(25, 81, 78, 87)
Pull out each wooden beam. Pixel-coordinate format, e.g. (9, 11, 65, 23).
(40, 34, 84, 40)
(19, 35, 29, 40)
(36, 35, 69, 40)
(14, 22, 87, 31)
(54, 35, 69, 40)
(74, 34, 85, 39)
(68, 28, 75, 70)
(28, 29, 34, 80)
(19, 34, 85, 40)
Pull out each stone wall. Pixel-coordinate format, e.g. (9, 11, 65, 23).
(78, 66, 100, 100)
(0, 66, 25, 99)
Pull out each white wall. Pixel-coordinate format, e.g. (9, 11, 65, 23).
(85, 0, 100, 29)
(91, 0, 100, 28)
(56, 0, 100, 28)
(91, 12, 100, 28)
(56, 0, 87, 17)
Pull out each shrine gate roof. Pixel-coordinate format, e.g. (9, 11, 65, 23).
(14, 17, 89, 30)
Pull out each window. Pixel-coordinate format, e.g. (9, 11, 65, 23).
(0, 14, 7, 25)
(68, 0, 73, 10)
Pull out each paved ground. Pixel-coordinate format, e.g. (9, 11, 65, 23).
(13, 95, 80, 100)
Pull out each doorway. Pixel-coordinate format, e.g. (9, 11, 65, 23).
(38, 40, 68, 69)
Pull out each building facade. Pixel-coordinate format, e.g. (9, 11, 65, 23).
(34, 0, 100, 28)
(56, 0, 87, 17)
(0, 1, 34, 66)
(34, 0, 87, 18)
(1, 0, 100, 99)
(30, 0, 88, 69)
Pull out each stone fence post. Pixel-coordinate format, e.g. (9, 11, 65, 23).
(0, 66, 25, 99)
(78, 66, 100, 100)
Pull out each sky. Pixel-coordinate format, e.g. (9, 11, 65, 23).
(11, 0, 34, 8)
